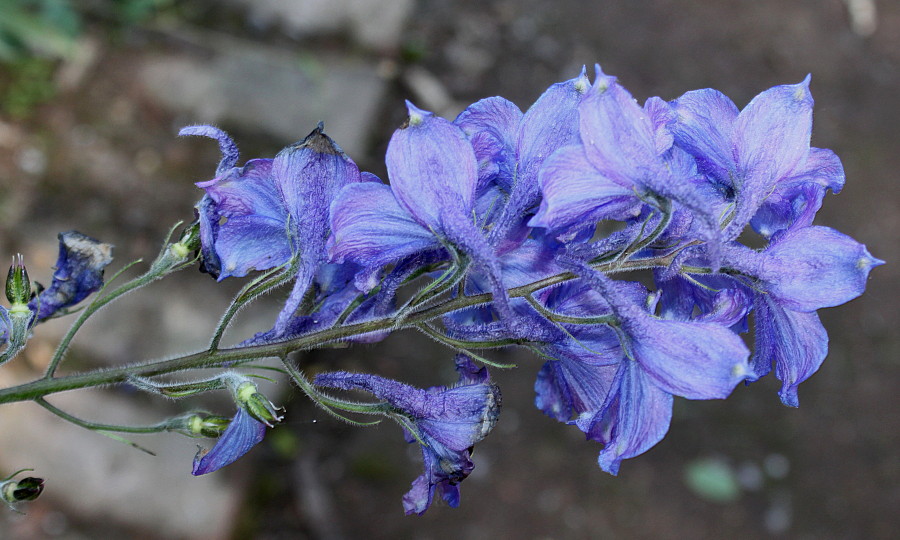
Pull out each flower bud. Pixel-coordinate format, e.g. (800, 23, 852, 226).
(186, 413, 232, 438)
(232, 379, 284, 427)
(5, 255, 31, 310)
(1, 474, 44, 508)
(171, 220, 201, 260)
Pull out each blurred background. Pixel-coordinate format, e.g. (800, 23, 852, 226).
(0, 0, 897, 538)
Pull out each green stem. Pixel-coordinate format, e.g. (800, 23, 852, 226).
(522, 294, 617, 326)
(209, 261, 296, 351)
(35, 397, 172, 434)
(43, 260, 155, 378)
(0, 253, 689, 405)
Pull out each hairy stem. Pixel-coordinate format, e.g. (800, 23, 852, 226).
(0, 253, 687, 405)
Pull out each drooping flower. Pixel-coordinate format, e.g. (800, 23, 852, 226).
(191, 407, 266, 476)
(314, 355, 501, 514)
(191, 375, 282, 475)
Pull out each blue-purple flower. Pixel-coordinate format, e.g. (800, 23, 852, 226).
(182, 123, 364, 334)
(191, 375, 282, 475)
(669, 76, 843, 240)
(314, 355, 500, 514)
(721, 225, 883, 405)
(533, 271, 751, 474)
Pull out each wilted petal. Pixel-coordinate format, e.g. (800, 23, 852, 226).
(753, 295, 828, 407)
(315, 355, 499, 515)
(32, 231, 114, 321)
(192, 408, 266, 475)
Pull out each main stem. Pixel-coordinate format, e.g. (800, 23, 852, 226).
(0, 255, 679, 405)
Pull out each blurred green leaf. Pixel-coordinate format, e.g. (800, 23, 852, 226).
(684, 457, 741, 503)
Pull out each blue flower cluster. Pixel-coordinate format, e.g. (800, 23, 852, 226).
(183, 65, 882, 513)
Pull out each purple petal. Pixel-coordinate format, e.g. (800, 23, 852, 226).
(761, 226, 884, 312)
(402, 443, 471, 515)
(643, 96, 676, 155)
(749, 182, 826, 239)
(328, 182, 441, 282)
(195, 159, 291, 279)
(417, 381, 501, 451)
(534, 355, 618, 423)
(583, 360, 674, 475)
(750, 147, 845, 237)
(454, 96, 523, 191)
(753, 295, 828, 407)
(387, 101, 478, 232)
(668, 88, 739, 184)
(487, 68, 592, 243)
(529, 144, 642, 233)
(271, 126, 363, 332)
(515, 66, 591, 194)
(626, 316, 752, 400)
(727, 76, 814, 237)
(578, 66, 662, 188)
(192, 408, 266, 475)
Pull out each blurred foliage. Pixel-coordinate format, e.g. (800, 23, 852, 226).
(683, 457, 742, 503)
(0, 0, 174, 118)
(0, 0, 81, 61)
(0, 56, 56, 119)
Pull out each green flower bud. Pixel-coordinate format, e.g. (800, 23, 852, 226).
(186, 413, 232, 438)
(171, 220, 201, 260)
(5, 254, 31, 309)
(233, 380, 284, 428)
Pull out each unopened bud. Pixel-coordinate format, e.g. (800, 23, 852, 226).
(234, 381, 284, 427)
(1, 473, 44, 508)
(171, 220, 201, 259)
(5, 255, 31, 309)
(186, 414, 232, 438)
